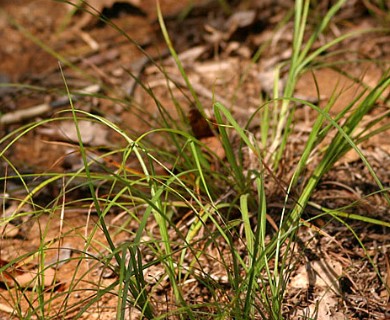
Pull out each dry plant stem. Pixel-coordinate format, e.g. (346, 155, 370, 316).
(0, 103, 51, 126)
(0, 84, 99, 125)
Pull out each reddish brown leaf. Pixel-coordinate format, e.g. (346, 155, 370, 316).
(188, 108, 216, 139)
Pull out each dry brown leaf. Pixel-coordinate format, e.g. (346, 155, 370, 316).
(201, 136, 225, 160)
(336, 148, 360, 165)
(187, 108, 225, 160)
(0, 260, 56, 289)
(0, 302, 14, 315)
(224, 10, 256, 31)
(0, 223, 19, 238)
(0, 202, 33, 238)
(39, 121, 110, 146)
(6, 268, 56, 289)
(312, 259, 342, 290)
(87, 0, 140, 13)
(189, 108, 216, 140)
(49, 246, 73, 269)
(289, 264, 309, 289)
(68, 0, 142, 30)
(314, 291, 345, 320)
(292, 258, 345, 319)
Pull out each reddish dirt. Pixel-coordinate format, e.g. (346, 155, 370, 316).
(0, 1, 389, 319)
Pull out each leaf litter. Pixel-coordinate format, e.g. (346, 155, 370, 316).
(0, 0, 389, 319)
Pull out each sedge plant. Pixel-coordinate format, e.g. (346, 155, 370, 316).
(1, 0, 389, 319)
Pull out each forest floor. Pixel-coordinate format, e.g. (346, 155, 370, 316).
(0, 0, 389, 319)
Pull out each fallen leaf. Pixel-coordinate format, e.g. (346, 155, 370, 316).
(188, 108, 225, 161)
(224, 10, 256, 31)
(39, 120, 110, 146)
(0, 202, 33, 238)
(189, 108, 216, 139)
(0, 260, 56, 289)
(289, 264, 309, 289)
(8, 268, 56, 289)
(66, 0, 143, 29)
(87, 0, 140, 12)
(336, 148, 360, 165)
(0, 302, 14, 315)
(292, 258, 345, 320)
(49, 246, 73, 269)
(311, 258, 342, 290)
(201, 136, 225, 160)
(314, 291, 345, 320)
(0, 223, 19, 238)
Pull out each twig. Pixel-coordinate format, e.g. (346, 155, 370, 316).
(0, 84, 100, 126)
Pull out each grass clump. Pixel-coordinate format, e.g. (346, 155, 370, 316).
(0, 0, 389, 319)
